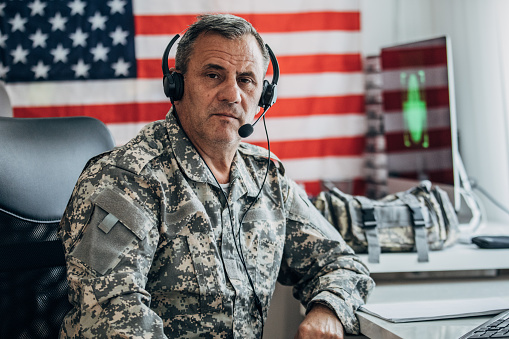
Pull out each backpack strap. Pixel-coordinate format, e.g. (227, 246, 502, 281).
(397, 193, 429, 262)
(355, 196, 381, 263)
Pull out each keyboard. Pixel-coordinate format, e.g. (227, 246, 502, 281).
(460, 309, 509, 338)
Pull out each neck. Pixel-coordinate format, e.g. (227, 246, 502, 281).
(194, 141, 235, 184)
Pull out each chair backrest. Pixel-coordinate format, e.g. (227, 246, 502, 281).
(0, 116, 115, 339)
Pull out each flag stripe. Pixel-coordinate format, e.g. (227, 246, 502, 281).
(133, 0, 361, 15)
(11, 95, 364, 123)
(135, 31, 362, 59)
(7, 74, 364, 107)
(250, 136, 365, 159)
(140, 53, 363, 79)
(134, 12, 360, 35)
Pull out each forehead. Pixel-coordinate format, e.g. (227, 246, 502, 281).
(189, 33, 265, 74)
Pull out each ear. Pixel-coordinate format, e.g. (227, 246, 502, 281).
(169, 67, 177, 73)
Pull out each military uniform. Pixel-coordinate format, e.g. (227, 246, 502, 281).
(58, 110, 374, 338)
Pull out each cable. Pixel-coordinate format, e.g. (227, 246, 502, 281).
(469, 179, 509, 216)
(188, 112, 270, 337)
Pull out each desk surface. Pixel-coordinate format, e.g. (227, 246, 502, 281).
(356, 221, 509, 273)
(357, 259, 509, 338)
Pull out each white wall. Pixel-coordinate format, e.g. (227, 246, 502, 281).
(361, 0, 509, 222)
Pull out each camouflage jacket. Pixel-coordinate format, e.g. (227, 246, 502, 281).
(58, 110, 374, 338)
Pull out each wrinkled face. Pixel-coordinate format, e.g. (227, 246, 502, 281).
(173, 33, 265, 149)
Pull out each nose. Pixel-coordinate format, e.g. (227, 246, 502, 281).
(217, 76, 241, 104)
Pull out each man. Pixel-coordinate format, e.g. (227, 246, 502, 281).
(58, 14, 374, 338)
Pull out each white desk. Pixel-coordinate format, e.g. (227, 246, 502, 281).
(355, 222, 509, 339)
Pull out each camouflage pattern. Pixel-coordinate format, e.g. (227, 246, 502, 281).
(58, 109, 374, 338)
(314, 184, 459, 254)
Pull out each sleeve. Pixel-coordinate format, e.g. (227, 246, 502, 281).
(58, 164, 166, 339)
(277, 181, 375, 335)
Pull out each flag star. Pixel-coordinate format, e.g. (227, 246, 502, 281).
(110, 26, 129, 46)
(68, 0, 86, 16)
(0, 62, 9, 79)
(91, 43, 110, 62)
(70, 28, 88, 47)
(31, 61, 50, 79)
(71, 59, 90, 78)
(49, 12, 68, 32)
(0, 31, 7, 48)
(11, 45, 29, 64)
(112, 57, 130, 77)
(89, 12, 107, 31)
(28, 0, 46, 16)
(29, 29, 49, 48)
(9, 13, 28, 33)
(50, 44, 70, 63)
(107, 0, 127, 15)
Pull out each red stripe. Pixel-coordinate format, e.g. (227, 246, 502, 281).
(134, 12, 361, 35)
(385, 128, 453, 152)
(140, 54, 363, 79)
(249, 136, 365, 159)
(13, 103, 170, 124)
(381, 45, 447, 70)
(383, 87, 450, 111)
(272, 96, 364, 116)
(13, 94, 364, 123)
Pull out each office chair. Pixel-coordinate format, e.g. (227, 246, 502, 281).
(0, 116, 115, 339)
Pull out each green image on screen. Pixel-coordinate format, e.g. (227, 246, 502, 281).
(401, 70, 429, 148)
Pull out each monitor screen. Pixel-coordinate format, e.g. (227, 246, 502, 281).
(380, 36, 459, 207)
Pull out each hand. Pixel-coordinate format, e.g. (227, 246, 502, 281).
(294, 303, 344, 339)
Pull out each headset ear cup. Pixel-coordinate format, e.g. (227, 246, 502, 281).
(163, 72, 185, 101)
(258, 80, 270, 108)
(173, 72, 184, 101)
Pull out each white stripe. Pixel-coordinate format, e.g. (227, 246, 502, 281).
(7, 73, 363, 106)
(279, 72, 364, 98)
(283, 156, 364, 182)
(133, 0, 360, 15)
(107, 122, 149, 146)
(384, 107, 452, 133)
(246, 114, 366, 142)
(107, 114, 366, 146)
(387, 148, 453, 172)
(136, 31, 362, 59)
(381, 65, 448, 91)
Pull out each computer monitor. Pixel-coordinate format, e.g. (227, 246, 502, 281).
(380, 36, 460, 210)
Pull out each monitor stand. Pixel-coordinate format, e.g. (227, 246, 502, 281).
(455, 151, 485, 243)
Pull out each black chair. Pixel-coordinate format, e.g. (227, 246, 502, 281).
(0, 116, 115, 339)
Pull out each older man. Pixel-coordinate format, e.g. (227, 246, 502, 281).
(58, 14, 374, 339)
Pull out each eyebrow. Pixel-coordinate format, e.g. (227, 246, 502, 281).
(203, 63, 258, 79)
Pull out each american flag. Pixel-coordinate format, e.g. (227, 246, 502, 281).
(0, 0, 366, 196)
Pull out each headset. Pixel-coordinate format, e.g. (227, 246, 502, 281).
(162, 34, 279, 137)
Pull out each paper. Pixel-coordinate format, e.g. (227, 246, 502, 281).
(358, 297, 509, 323)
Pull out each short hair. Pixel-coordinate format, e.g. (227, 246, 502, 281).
(175, 14, 270, 75)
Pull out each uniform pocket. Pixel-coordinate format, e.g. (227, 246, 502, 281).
(71, 186, 154, 275)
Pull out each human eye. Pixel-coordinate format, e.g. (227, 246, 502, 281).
(206, 73, 219, 79)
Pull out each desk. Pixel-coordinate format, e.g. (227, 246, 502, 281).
(355, 222, 509, 339)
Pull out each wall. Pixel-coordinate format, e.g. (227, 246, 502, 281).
(361, 0, 509, 223)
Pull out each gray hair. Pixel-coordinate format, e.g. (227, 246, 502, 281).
(175, 14, 270, 74)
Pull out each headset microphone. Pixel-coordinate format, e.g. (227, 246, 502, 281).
(238, 106, 272, 138)
(238, 44, 279, 138)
